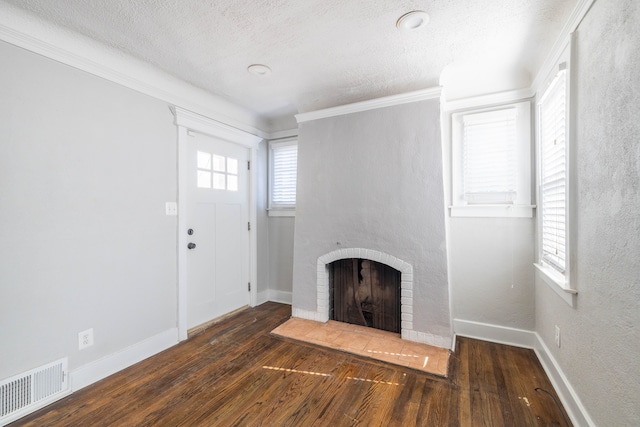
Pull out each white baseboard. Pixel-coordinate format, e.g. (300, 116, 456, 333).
(453, 318, 594, 427)
(267, 289, 292, 305)
(256, 290, 269, 305)
(533, 333, 596, 427)
(70, 328, 178, 391)
(453, 318, 536, 348)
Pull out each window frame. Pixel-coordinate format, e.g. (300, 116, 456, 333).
(534, 37, 577, 306)
(268, 137, 298, 217)
(450, 100, 534, 218)
(196, 150, 239, 192)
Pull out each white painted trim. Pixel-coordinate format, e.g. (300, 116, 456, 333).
(249, 146, 259, 308)
(268, 290, 293, 305)
(534, 35, 577, 309)
(535, 263, 577, 307)
(70, 328, 178, 391)
(450, 334, 457, 353)
(175, 107, 262, 149)
(173, 107, 263, 340)
(449, 205, 535, 218)
(534, 333, 596, 427)
(442, 88, 534, 112)
(453, 319, 595, 427)
(0, 2, 269, 138)
(449, 100, 533, 218)
(267, 209, 295, 217)
(268, 137, 298, 213)
(295, 87, 442, 123)
(453, 319, 536, 348)
(177, 126, 189, 341)
(531, 0, 596, 93)
(267, 128, 299, 140)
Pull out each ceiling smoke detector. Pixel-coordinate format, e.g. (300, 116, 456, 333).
(247, 64, 272, 76)
(396, 11, 430, 31)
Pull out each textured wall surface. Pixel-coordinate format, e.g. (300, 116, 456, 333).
(2, 0, 576, 128)
(292, 99, 451, 340)
(0, 40, 177, 378)
(535, 0, 640, 425)
(450, 217, 535, 330)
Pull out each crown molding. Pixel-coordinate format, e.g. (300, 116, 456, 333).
(295, 87, 442, 123)
(531, 0, 596, 93)
(0, 3, 270, 139)
(267, 128, 299, 140)
(442, 87, 535, 112)
(172, 107, 263, 148)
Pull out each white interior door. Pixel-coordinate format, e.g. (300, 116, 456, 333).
(186, 131, 250, 329)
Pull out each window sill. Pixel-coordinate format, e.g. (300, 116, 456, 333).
(268, 209, 295, 217)
(535, 263, 577, 307)
(450, 205, 535, 218)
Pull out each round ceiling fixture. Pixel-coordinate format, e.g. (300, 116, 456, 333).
(247, 64, 272, 76)
(396, 11, 430, 31)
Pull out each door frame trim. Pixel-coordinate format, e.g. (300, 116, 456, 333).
(172, 106, 262, 341)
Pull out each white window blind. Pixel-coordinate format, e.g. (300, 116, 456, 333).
(462, 108, 517, 204)
(539, 68, 567, 273)
(270, 141, 298, 208)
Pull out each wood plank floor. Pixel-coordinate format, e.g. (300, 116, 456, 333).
(11, 302, 572, 426)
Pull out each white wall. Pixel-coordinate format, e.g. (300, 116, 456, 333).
(0, 40, 178, 378)
(449, 218, 535, 330)
(256, 139, 295, 304)
(291, 99, 452, 341)
(439, 95, 536, 332)
(535, 0, 640, 425)
(268, 217, 295, 300)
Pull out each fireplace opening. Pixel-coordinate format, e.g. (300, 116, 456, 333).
(329, 258, 401, 333)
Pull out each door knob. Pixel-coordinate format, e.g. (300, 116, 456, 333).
(187, 242, 196, 250)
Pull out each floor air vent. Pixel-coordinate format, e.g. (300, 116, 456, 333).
(0, 358, 68, 425)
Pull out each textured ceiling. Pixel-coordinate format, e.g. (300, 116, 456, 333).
(4, 0, 577, 129)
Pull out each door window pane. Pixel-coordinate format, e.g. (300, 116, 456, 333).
(227, 157, 238, 175)
(197, 151, 212, 170)
(198, 151, 241, 192)
(213, 172, 226, 190)
(213, 154, 226, 172)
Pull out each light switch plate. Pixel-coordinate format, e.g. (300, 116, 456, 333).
(165, 202, 178, 216)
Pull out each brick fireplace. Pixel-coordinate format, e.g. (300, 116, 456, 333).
(292, 248, 450, 348)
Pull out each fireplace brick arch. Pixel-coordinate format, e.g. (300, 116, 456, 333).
(292, 247, 418, 341)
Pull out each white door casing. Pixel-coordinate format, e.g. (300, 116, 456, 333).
(187, 133, 249, 328)
(173, 107, 262, 340)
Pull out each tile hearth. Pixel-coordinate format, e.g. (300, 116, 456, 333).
(271, 318, 449, 377)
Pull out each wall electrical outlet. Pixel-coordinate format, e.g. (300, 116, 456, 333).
(78, 328, 94, 350)
(554, 325, 561, 347)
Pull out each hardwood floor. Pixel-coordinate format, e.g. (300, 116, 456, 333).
(11, 302, 571, 426)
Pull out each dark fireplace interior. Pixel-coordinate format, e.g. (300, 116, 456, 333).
(329, 258, 401, 333)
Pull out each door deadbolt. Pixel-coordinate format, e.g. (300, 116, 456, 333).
(187, 228, 194, 235)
